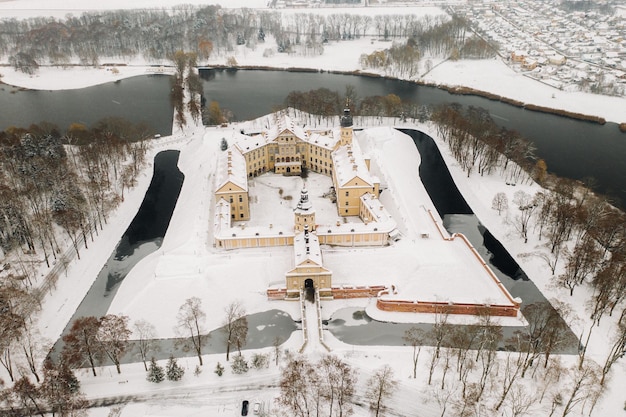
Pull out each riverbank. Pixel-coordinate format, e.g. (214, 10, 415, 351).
(2, 52, 625, 127)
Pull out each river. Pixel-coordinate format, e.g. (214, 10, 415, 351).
(2, 69, 625, 207)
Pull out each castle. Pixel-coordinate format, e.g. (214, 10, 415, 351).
(213, 108, 398, 297)
(212, 110, 521, 318)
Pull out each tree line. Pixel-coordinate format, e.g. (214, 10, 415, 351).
(169, 51, 203, 130)
(0, 297, 252, 415)
(0, 118, 150, 415)
(283, 85, 430, 126)
(396, 305, 607, 417)
(431, 102, 626, 393)
(358, 15, 496, 79)
(0, 6, 489, 74)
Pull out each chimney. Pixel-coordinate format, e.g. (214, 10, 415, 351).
(352, 165, 358, 171)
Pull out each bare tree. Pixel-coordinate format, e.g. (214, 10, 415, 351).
(366, 365, 397, 417)
(492, 192, 509, 216)
(560, 361, 601, 417)
(133, 319, 158, 371)
(0, 309, 24, 382)
(96, 314, 131, 374)
(62, 316, 102, 377)
(433, 383, 457, 417)
(40, 358, 87, 417)
(12, 376, 45, 417)
(222, 301, 247, 361)
(600, 307, 626, 385)
(557, 236, 602, 295)
(278, 355, 315, 417)
(511, 191, 537, 243)
(403, 326, 425, 379)
(494, 352, 525, 411)
(319, 354, 356, 417)
(428, 308, 451, 385)
(503, 384, 536, 417)
(175, 297, 208, 366)
(273, 336, 283, 367)
(19, 320, 50, 383)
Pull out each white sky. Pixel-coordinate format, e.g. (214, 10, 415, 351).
(0, 2, 624, 416)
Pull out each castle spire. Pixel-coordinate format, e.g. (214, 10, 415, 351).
(296, 184, 313, 211)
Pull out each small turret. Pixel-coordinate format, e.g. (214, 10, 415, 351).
(294, 184, 316, 232)
(339, 106, 353, 146)
(340, 107, 353, 128)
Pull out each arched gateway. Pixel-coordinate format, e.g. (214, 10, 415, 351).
(285, 226, 332, 299)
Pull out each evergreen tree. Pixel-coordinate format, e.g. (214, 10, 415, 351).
(231, 354, 249, 374)
(251, 353, 269, 370)
(146, 357, 164, 383)
(214, 362, 224, 377)
(166, 355, 185, 381)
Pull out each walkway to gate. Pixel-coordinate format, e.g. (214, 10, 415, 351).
(299, 288, 331, 353)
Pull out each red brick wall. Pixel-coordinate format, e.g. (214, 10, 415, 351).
(376, 299, 519, 317)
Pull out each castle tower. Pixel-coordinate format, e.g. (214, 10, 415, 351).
(294, 185, 316, 232)
(340, 107, 353, 147)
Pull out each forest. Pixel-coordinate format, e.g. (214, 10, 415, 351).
(0, 5, 492, 76)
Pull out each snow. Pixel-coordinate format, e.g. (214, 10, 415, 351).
(24, 114, 623, 416)
(0, 0, 270, 19)
(1, 2, 625, 416)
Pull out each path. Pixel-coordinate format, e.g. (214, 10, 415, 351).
(299, 289, 331, 353)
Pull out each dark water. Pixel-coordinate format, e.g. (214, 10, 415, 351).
(51, 150, 297, 363)
(117, 309, 296, 365)
(0, 74, 174, 135)
(198, 69, 626, 206)
(51, 150, 184, 358)
(2, 70, 624, 204)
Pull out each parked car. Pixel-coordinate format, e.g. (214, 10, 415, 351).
(220, 137, 228, 151)
(241, 400, 249, 416)
(253, 402, 261, 415)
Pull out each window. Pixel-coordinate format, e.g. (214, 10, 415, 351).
(240, 213, 244, 218)
(345, 201, 349, 206)
(231, 214, 235, 219)
(239, 196, 243, 202)
(229, 197, 233, 203)
(345, 191, 349, 197)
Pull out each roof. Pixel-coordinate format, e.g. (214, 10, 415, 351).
(215, 149, 248, 192)
(293, 228, 323, 267)
(332, 133, 376, 188)
(264, 113, 308, 143)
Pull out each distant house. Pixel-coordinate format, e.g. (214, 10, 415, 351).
(511, 50, 527, 62)
(523, 59, 538, 70)
(548, 54, 567, 65)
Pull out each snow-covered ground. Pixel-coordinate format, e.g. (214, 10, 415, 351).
(19, 113, 622, 417)
(1, 2, 625, 416)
